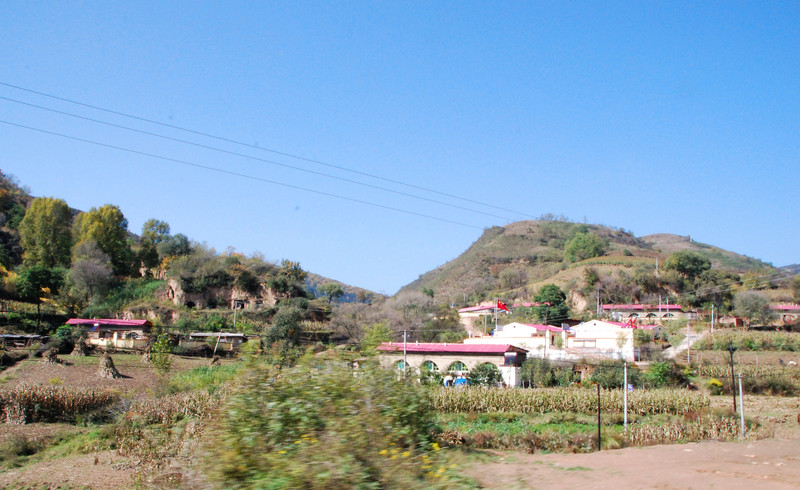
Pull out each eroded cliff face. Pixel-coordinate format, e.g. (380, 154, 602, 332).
(163, 279, 280, 310)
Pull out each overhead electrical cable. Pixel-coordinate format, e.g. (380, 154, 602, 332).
(0, 81, 538, 219)
(0, 95, 514, 222)
(0, 119, 484, 230)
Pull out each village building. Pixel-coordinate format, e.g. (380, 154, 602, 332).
(464, 322, 565, 357)
(769, 305, 800, 327)
(376, 342, 528, 386)
(602, 304, 697, 323)
(66, 318, 152, 350)
(566, 319, 661, 362)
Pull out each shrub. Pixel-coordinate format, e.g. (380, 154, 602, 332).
(707, 378, 724, 395)
(468, 363, 503, 386)
(204, 358, 443, 487)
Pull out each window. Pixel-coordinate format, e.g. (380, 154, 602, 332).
(422, 360, 439, 372)
(448, 361, 467, 373)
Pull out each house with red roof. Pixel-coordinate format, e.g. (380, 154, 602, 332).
(464, 322, 565, 357)
(66, 318, 152, 350)
(769, 305, 800, 326)
(602, 304, 698, 323)
(567, 319, 661, 362)
(376, 342, 528, 386)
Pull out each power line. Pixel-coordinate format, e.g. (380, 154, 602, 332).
(0, 95, 515, 222)
(0, 80, 538, 220)
(0, 119, 483, 230)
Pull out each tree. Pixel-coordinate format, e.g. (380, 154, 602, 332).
(265, 305, 303, 349)
(360, 321, 393, 354)
(69, 240, 113, 301)
(19, 197, 73, 268)
(319, 282, 345, 304)
(733, 290, 777, 327)
(564, 232, 606, 262)
(693, 269, 740, 312)
(73, 205, 133, 276)
(467, 363, 503, 386)
(15, 264, 65, 331)
(533, 284, 569, 324)
(139, 219, 171, 270)
(664, 251, 711, 280)
(157, 233, 191, 259)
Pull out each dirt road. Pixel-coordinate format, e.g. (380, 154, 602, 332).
(465, 438, 800, 489)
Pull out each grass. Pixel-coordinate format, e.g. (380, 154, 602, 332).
(0, 426, 116, 470)
(165, 363, 241, 395)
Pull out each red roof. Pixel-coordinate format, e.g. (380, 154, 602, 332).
(66, 318, 152, 328)
(377, 342, 526, 354)
(602, 304, 683, 311)
(519, 323, 564, 332)
(770, 305, 800, 311)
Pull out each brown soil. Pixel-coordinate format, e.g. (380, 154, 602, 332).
(0, 450, 136, 489)
(466, 438, 800, 489)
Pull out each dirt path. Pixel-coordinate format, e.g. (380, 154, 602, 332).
(0, 450, 136, 489)
(465, 438, 800, 489)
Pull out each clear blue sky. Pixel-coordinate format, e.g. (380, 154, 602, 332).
(1, 2, 798, 295)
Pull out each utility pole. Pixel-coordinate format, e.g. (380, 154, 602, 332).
(623, 362, 628, 431)
(711, 305, 715, 334)
(687, 322, 691, 364)
(596, 383, 602, 451)
(738, 373, 746, 438)
(403, 330, 407, 378)
(727, 343, 737, 412)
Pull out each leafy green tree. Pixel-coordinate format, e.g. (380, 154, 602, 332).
(150, 334, 173, 376)
(139, 219, 170, 270)
(693, 269, 740, 312)
(73, 205, 133, 276)
(19, 197, 73, 268)
(533, 284, 569, 324)
(15, 264, 65, 331)
(420, 303, 464, 342)
(157, 233, 191, 258)
(467, 363, 503, 386)
(265, 305, 303, 349)
(664, 251, 711, 280)
(564, 232, 606, 262)
(319, 282, 345, 304)
(733, 290, 777, 327)
(360, 321, 394, 354)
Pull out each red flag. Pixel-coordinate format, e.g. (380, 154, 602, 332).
(497, 300, 510, 312)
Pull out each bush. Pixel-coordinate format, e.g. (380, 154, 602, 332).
(204, 358, 443, 487)
(468, 363, 503, 386)
(707, 378, 724, 395)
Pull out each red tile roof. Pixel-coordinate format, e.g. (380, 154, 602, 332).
(602, 304, 683, 311)
(66, 318, 152, 327)
(377, 342, 526, 354)
(770, 305, 800, 311)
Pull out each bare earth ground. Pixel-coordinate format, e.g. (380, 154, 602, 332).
(464, 438, 800, 489)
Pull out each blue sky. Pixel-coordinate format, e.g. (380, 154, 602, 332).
(1, 2, 798, 295)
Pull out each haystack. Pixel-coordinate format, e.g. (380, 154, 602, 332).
(71, 337, 91, 356)
(44, 347, 62, 365)
(98, 353, 122, 379)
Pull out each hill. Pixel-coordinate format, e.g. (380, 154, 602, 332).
(398, 220, 778, 309)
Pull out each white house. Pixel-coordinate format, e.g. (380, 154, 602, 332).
(566, 319, 660, 361)
(464, 322, 565, 357)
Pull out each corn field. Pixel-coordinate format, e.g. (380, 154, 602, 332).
(125, 389, 227, 425)
(0, 384, 118, 424)
(625, 414, 746, 446)
(429, 387, 709, 415)
(696, 363, 800, 381)
(694, 330, 800, 352)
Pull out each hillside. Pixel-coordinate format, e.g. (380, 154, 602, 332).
(399, 220, 777, 307)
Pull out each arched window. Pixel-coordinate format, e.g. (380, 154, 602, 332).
(422, 360, 439, 372)
(395, 360, 406, 370)
(646, 313, 657, 318)
(448, 361, 468, 373)
(664, 313, 674, 318)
